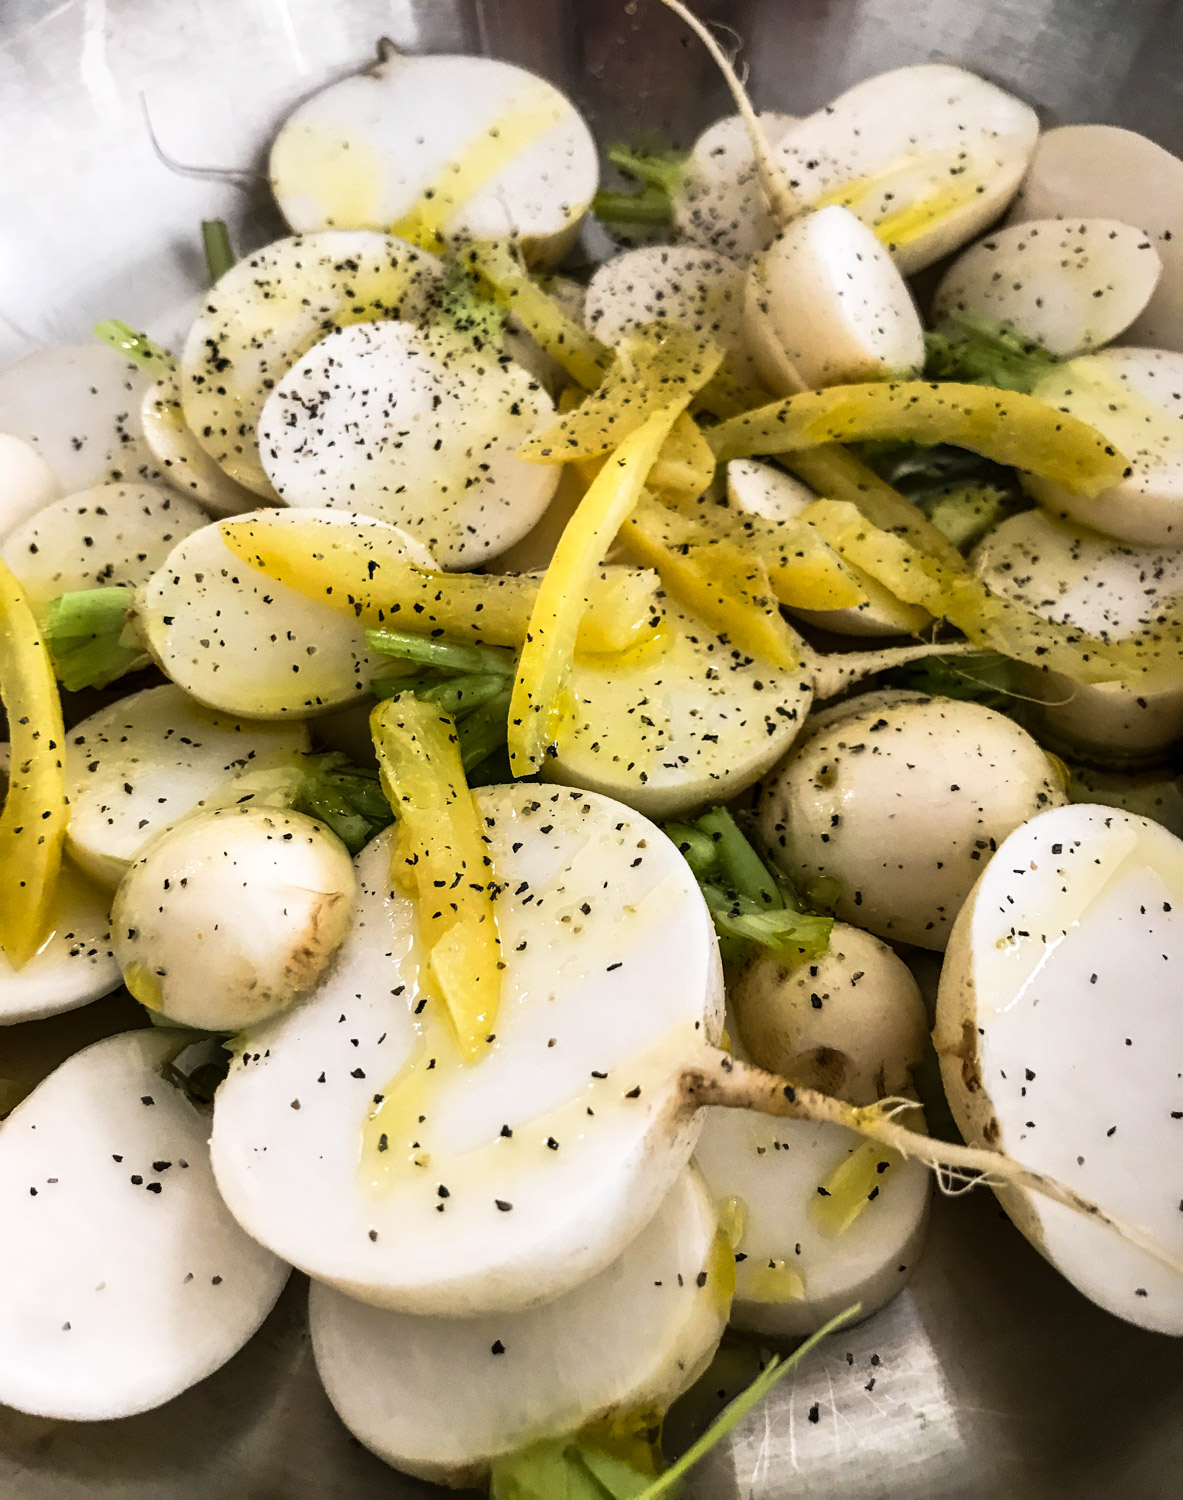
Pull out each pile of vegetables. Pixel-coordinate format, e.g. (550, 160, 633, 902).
(1, 0, 1181, 1491)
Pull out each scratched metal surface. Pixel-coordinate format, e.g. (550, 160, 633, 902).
(1, 1, 1181, 1495)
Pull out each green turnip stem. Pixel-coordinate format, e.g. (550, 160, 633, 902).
(593, 184, 677, 225)
(366, 627, 516, 676)
(683, 1052, 1183, 1281)
(201, 218, 235, 283)
(457, 686, 513, 773)
(374, 672, 508, 717)
(42, 585, 145, 691)
(93, 319, 175, 373)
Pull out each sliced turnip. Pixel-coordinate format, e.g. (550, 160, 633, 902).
(1, 483, 208, 615)
(113, 805, 356, 1031)
(64, 683, 308, 887)
(1067, 763, 1183, 840)
(694, 1104, 930, 1338)
(548, 594, 814, 821)
(0, 434, 57, 539)
(933, 219, 1162, 358)
(309, 1167, 726, 1486)
(211, 786, 723, 1315)
(935, 802, 1183, 1333)
(269, 50, 597, 267)
(583, 245, 755, 383)
(971, 508, 1183, 762)
(481, 464, 585, 575)
(672, 111, 799, 261)
(1025, 348, 1183, 547)
(725, 458, 930, 637)
(1009, 124, 1183, 351)
(757, 696, 1068, 949)
(0, 343, 164, 495)
(257, 321, 559, 568)
(0, 1029, 288, 1419)
(771, 65, 1039, 274)
(744, 205, 925, 394)
(137, 510, 422, 718)
(0, 857, 119, 1025)
(180, 231, 444, 495)
(730, 923, 928, 1106)
(140, 369, 258, 517)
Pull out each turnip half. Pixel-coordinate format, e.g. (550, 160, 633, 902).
(113, 806, 357, 1031)
(64, 683, 308, 887)
(932, 219, 1162, 358)
(1009, 124, 1183, 351)
(309, 1167, 727, 1487)
(971, 507, 1183, 762)
(0, 1029, 288, 1419)
(257, 321, 559, 568)
(757, 695, 1068, 949)
(935, 802, 1183, 1333)
(269, 49, 598, 266)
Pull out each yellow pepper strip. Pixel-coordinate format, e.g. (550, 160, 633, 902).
(509, 402, 701, 775)
(649, 411, 718, 505)
(0, 559, 69, 968)
(618, 494, 801, 670)
(218, 517, 660, 656)
(371, 696, 502, 1061)
(786, 443, 966, 570)
(709, 381, 1130, 499)
(805, 499, 1183, 691)
(463, 241, 612, 391)
(720, 510, 871, 613)
(519, 325, 724, 464)
(810, 1140, 905, 1236)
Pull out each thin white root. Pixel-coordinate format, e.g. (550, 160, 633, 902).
(804, 637, 979, 702)
(681, 1052, 1183, 1282)
(658, 0, 800, 226)
(139, 95, 260, 188)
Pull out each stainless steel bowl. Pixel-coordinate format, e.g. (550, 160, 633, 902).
(1, 2, 1180, 1494)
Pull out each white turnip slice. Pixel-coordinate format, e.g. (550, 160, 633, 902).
(0, 858, 119, 1026)
(672, 111, 799, 261)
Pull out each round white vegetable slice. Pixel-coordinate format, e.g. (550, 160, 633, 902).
(0, 434, 57, 539)
(269, 52, 597, 267)
(1066, 763, 1183, 840)
(694, 1104, 930, 1339)
(0, 860, 119, 1025)
(672, 111, 799, 261)
(757, 696, 1068, 949)
(971, 508, 1183, 762)
(113, 806, 357, 1031)
(724, 459, 929, 637)
(935, 803, 1183, 1334)
(1, 482, 208, 615)
(137, 510, 419, 719)
(258, 321, 559, 568)
(0, 343, 164, 495)
(1025, 348, 1183, 547)
(180, 231, 444, 496)
(584, 246, 756, 382)
(211, 786, 723, 1315)
(744, 205, 925, 393)
(548, 595, 814, 820)
(309, 1168, 727, 1486)
(0, 1029, 289, 1419)
(932, 219, 1162, 358)
(1009, 124, 1183, 352)
(771, 65, 1039, 274)
(730, 923, 928, 1106)
(64, 683, 308, 888)
(140, 369, 258, 516)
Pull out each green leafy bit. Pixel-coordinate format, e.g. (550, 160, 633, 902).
(93, 319, 175, 374)
(490, 1438, 653, 1500)
(880, 649, 1022, 716)
(924, 312, 1059, 394)
(201, 218, 236, 283)
(287, 753, 394, 856)
(593, 145, 689, 229)
(856, 441, 1027, 553)
(42, 586, 144, 691)
(665, 807, 832, 964)
(632, 1306, 859, 1500)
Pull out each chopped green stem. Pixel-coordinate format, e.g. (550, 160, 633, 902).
(662, 822, 717, 876)
(593, 184, 677, 225)
(93, 319, 175, 373)
(455, 686, 513, 774)
(373, 671, 509, 717)
(201, 218, 236, 283)
(606, 144, 689, 196)
(695, 807, 782, 911)
(634, 1307, 860, 1500)
(924, 312, 1059, 394)
(365, 627, 516, 676)
(42, 585, 144, 691)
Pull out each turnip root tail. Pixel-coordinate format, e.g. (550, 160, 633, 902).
(681, 1051, 1183, 1282)
(802, 638, 980, 702)
(658, 0, 799, 226)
